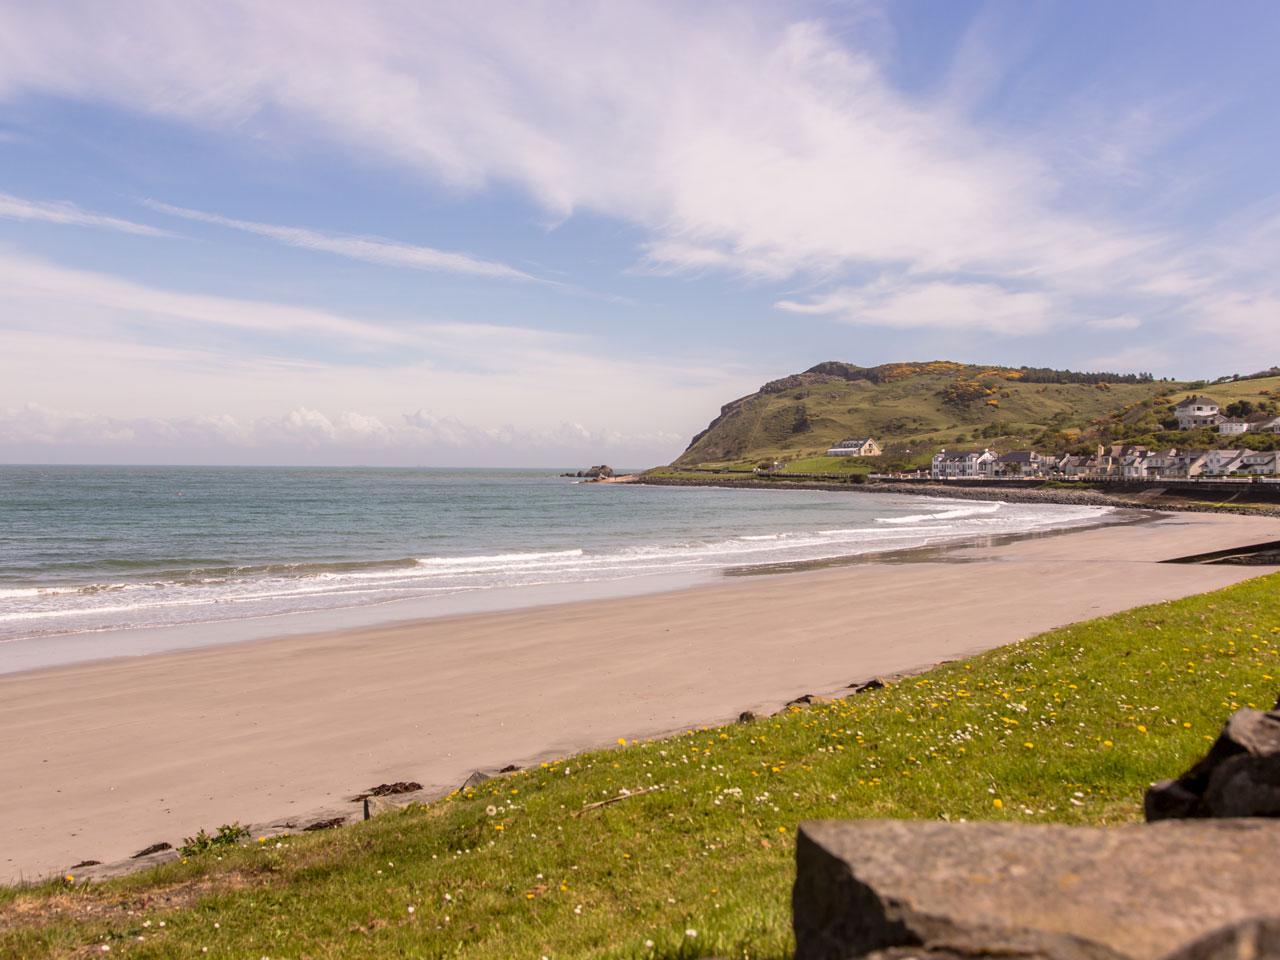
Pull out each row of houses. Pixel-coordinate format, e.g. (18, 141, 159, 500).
(1175, 396, 1280, 434)
(930, 444, 1280, 480)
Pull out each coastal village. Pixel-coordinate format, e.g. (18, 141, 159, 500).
(825, 395, 1280, 480)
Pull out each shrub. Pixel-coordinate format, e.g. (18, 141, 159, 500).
(179, 823, 250, 857)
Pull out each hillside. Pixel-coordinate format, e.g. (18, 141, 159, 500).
(674, 361, 1280, 471)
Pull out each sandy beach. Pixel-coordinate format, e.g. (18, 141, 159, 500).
(3, 510, 1279, 882)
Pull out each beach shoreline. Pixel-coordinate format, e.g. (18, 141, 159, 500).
(636, 474, 1280, 517)
(4, 510, 1280, 882)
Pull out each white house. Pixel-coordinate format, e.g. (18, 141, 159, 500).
(1218, 419, 1251, 436)
(1175, 395, 1222, 429)
(1239, 451, 1280, 476)
(827, 437, 882, 457)
(1199, 449, 1248, 476)
(1256, 416, 1280, 434)
(931, 448, 999, 479)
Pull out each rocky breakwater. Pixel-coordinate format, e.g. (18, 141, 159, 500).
(794, 700, 1280, 960)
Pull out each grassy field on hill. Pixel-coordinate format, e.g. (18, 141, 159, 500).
(3, 574, 1277, 959)
(674, 362, 1280, 471)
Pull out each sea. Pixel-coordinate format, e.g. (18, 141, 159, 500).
(0, 466, 1112, 670)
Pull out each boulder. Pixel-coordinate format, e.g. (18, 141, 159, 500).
(738, 711, 758, 724)
(793, 819, 1280, 960)
(461, 771, 491, 790)
(364, 788, 431, 819)
(1145, 707, 1280, 821)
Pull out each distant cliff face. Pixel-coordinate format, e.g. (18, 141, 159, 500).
(673, 360, 1256, 469)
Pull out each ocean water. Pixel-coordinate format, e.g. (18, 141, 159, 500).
(0, 466, 1111, 648)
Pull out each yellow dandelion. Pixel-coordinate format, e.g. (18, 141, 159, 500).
(992, 798, 1004, 810)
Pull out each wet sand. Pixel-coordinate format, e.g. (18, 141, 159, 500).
(2, 510, 1279, 881)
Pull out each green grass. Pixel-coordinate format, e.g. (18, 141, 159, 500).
(4, 576, 1279, 959)
(772, 456, 871, 476)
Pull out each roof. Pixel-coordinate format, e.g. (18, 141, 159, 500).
(935, 448, 993, 461)
(1000, 451, 1038, 463)
(831, 438, 874, 447)
(1176, 395, 1221, 408)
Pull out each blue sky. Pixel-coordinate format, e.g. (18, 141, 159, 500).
(1, 0, 1278, 466)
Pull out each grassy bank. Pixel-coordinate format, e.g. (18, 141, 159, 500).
(4, 576, 1279, 960)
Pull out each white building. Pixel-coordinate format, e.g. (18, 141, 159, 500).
(1239, 451, 1280, 476)
(1175, 395, 1222, 429)
(1218, 419, 1251, 436)
(1199, 449, 1247, 476)
(827, 437, 882, 457)
(931, 448, 999, 479)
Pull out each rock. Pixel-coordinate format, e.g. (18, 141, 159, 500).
(131, 842, 171, 859)
(738, 711, 758, 723)
(793, 819, 1280, 960)
(849, 678, 885, 694)
(1146, 707, 1280, 821)
(1162, 918, 1280, 960)
(364, 789, 430, 819)
(349, 781, 423, 802)
(1144, 779, 1199, 821)
(499, 764, 520, 773)
(69, 860, 101, 868)
(461, 771, 491, 790)
(1203, 755, 1280, 818)
(364, 795, 399, 819)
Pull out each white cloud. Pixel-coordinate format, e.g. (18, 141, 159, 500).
(0, 402, 687, 466)
(0, 252, 763, 464)
(0, 191, 167, 236)
(0, 3, 1163, 289)
(143, 200, 538, 281)
(1085, 314, 1142, 331)
(775, 279, 1054, 335)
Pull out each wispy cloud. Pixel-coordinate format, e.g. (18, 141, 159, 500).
(0, 191, 167, 236)
(0, 252, 764, 463)
(143, 199, 539, 281)
(1085, 314, 1142, 331)
(775, 279, 1054, 335)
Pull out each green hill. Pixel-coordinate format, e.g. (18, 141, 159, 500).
(673, 361, 1280, 471)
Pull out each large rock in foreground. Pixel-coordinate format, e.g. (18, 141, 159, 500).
(794, 819, 1280, 960)
(1146, 706, 1280, 820)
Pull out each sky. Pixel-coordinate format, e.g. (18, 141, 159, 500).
(1, 0, 1278, 467)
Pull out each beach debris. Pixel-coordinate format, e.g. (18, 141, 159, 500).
(793, 819, 1280, 960)
(498, 764, 520, 773)
(847, 678, 885, 694)
(573, 786, 657, 817)
(302, 816, 348, 832)
(1146, 706, 1280, 821)
(69, 859, 101, 868)
(130, 842, 171, 859)
(349, 781, 423, 802)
